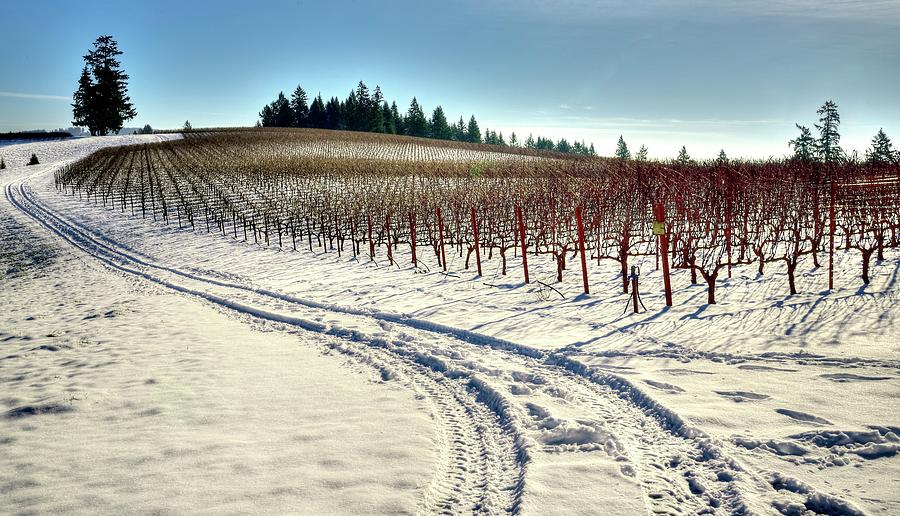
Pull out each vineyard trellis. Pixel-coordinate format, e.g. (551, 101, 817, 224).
(54, 128, 900, 306)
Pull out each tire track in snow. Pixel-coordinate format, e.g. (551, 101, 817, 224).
(6, 179, 526, 515)
(9, 176, 868, 515)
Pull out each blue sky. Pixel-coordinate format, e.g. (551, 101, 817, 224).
(1, 0, 898, 158)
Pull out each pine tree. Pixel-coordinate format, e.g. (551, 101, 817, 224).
(498, 131, 506, 146)
(290, 85, 310, 128)
(405, 98, 428, 137)
(183, 120, 192, 131)
(391, 102, 404, 135)
(452, 116, 466, 141)
(676, 146, 691, 164)
(466, 115, 481, 143)
(589, 143, 596, 156)
(430, 106, 451, 140)
(866, 128, 897, 164)
(815, 100, 843, 164)
(635, 145, 648, 161)
(139, 124, 153, 134)
(381, 102, 395, 134)
(717, 149, 728, 165)
(370, 86, 385, 133)
(509, 132, 518, 147)
(309, 94, 327, 128)
(789, 124, 817, 162)
(325, 97, 342, 130)
(525, 134, 535, 149)
(273, 92, 293, 127)
(556, 138, 571, 153)
(72, 36, 137, 136)
(615, 135, 631, 159)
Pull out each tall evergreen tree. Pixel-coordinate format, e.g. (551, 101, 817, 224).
(290, 85, 310, 128)
(273, 92, 293, 127)
(72, 35, 137, 136)
(676, 146, 691, 164)
(509, 132, 518, 147)
(717, 149, 728, 164)
(789, 124, 817, 162)
(325, 96, 342, 130)
(556, 138, 571, 153)
(466, 115, 481, 143)
(615, 135, 631, 159)
(370, 86, 385, 133)
(259, 104, 276, 127)
(635, 145, 648, 161)
(866, 129, 897, 164)
(309, 94, 327, 128)
(589, 143, 596, 156)
(405, 98, 428, 137)
(430, 106, 451, 140)
(815, 100, 843, 164)
(525, 134, 535, 149)
(390, 101, 404, 135)
(451, 116, 466, 141)
(381, 102, 395, 134)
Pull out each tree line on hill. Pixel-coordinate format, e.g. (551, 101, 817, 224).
(257, 81, 596, 156)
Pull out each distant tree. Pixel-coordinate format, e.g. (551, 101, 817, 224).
(498, 131, 506, 146)
(259, 104, 275, 127)
(556, 138, 571, 153)
(183, 120, 192, 131)
(27, 153, 39, 166)
(789, 124, 817, 162)
(138, 124, 153, 134)
(370, 86, 385, 133)
(614, 135, 630, 159)
(717, 149, 728, 165)
(635, 145, 648, 161)
(325, 96, 342, 130)
(0, 157, 6, 170)
(381, 102, 395, 134)
(866, 128, 897, 164)
(71, 35, 137, 136)
(451, 116, 466, 141)
(309, 94, 327, 128)
(466, 115, 481, 143)
(589, 143, 596, 156)
(429, 106, 451, 140)
(524, 133, 535, 149)
(391, 101, 404, 135)
(290, 85, 310, 128)
(405, 97, 428, 137)
(509, 132, 518, 147)
(676, 146, 691, 164)
(815, 100, 843, 164)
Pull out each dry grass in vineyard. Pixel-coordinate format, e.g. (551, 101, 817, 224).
(54, 128, 900, 306)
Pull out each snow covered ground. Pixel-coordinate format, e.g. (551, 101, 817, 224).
(2, 136, 898, 515)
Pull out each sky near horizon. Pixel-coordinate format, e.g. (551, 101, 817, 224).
(1, 0, 898, 159)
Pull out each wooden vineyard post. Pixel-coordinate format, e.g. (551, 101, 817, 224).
(726, 185, 733, 279)
(829, 179, 836, 290)
(471, 207, 482, 276)
(409, 211, 417, 267)
(436, 206, 447, 271)
(516, 206, 529, 284)
(654, 203, 673, 307)
(575, 206, 589, 294)
(367, 214, 375, 261)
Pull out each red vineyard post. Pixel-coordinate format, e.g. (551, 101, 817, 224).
(575, 206, 589, 294)
(654, 203, 673, 307)
(829, 179, 836, 290)
(386, 212, 393, 265)
(516, 205, 529, 284)
(471, 206, 482, 276)
(367, 214, 375, 261)
(409, 211, 417, 267)
(436, 206, 447, 271)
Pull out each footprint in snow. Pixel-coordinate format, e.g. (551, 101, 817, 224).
(643, 379, 685, 393)
(776, 408, 832, 425)
(715, 391, 771, 402)
(819, 373, 891, 383)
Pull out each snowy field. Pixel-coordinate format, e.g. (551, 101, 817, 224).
(2, 136, 898, 515)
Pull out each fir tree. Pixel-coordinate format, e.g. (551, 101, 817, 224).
(139, 124, 153, 134)
(430, 106, 451, 140)
(183, 120, 192, 130)
(866, 128, 897, 164)
(274, 92, 293, 127)
(290, 85, 310, 128)
(72, 35, 137, 136)
(452, 117, 466, 141)
(370, 86, 385, 133)
(309, 94, 327, 128)
(556, 138, 571, 153)
(717, 149, 728, 165)
(525, 134, 535, 149)
(466, 115, 481, 143)
(615, 135, 631, 159)
(509, 132, 518, 147)
(635, 145, 648, 161)
(405, 97, 428, 137)
(325, 97, 342, 130)
(676, 146, 691, 164)
(789, 124, 817, 162)
(589, 143, 596, 156)
(391, 102, 404, 135)
(815, 100, 843, 164)
(498, 131, 505, 146)
(381, 102, 395, 134)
